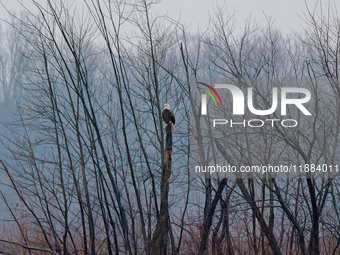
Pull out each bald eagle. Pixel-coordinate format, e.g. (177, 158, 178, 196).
(162, 103, 175, 129)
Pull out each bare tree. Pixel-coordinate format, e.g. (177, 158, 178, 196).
(1, 1, 340, 255)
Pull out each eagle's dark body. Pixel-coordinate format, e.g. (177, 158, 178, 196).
(162, 108, 175, 125)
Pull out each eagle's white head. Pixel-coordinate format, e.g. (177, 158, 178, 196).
(164, 103, 170, 110)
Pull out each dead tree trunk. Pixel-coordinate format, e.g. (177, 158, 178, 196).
(150, 123, 172, 255)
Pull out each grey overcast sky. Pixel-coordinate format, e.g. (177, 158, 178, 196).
(0, 0, 339, 34)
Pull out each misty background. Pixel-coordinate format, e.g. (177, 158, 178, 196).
(0, 1, 340, 255)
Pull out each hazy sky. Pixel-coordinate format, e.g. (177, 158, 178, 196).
(154, 0, 339, 34)
(0, 0, 339, 34)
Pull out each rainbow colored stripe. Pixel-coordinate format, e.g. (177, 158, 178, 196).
(198, 82, 222, 106)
